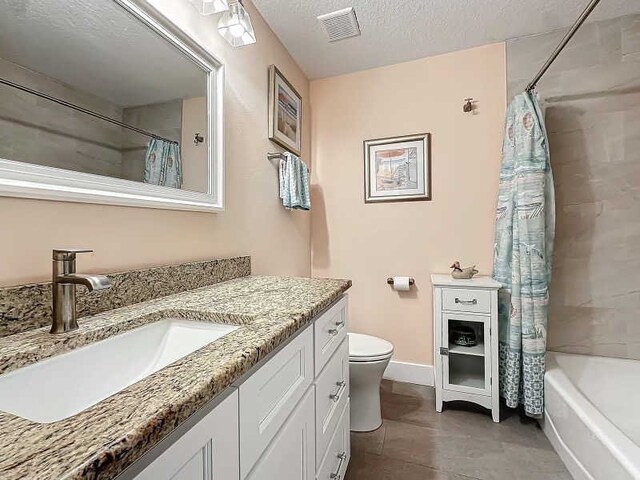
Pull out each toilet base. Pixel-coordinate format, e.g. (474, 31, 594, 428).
(349, 358, 391, 432)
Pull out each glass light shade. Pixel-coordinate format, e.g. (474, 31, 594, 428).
(189, 0, 229, 15)
(217, 2, 256, 47)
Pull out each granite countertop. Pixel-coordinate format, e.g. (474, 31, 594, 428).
(0, 275, 351, 480)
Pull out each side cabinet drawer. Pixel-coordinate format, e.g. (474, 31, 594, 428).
(442, 288, 490, 314)
(314, 295, 348, 376)
(239, 326, 314, 478)
(315, 338, 349, 469)
(316, 400, 350, 480)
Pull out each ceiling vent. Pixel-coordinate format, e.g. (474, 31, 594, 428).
(317, 7, 361, 42)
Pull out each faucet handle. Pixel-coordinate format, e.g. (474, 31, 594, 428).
(53, 249, 94, 261)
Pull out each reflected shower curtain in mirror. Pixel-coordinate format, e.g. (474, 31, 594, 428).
(492, 92, 555, 418)
(143, 139, 182, 188)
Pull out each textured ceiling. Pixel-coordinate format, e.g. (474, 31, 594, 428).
(252, 0, 640, 79)
(0, 0, 206, 107)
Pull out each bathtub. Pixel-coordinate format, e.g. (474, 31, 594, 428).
(543, 352, 640, 480)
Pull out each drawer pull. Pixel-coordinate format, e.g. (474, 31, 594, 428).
(328, 320, 345, 335)
(330, 452, 347, 479)
(329, 320, 344, 337)
(329, 381, 347, 402)
(455, 298, 477, 305)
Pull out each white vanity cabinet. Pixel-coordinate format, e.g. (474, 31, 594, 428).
(241, 295, 350, 480)
(431, 275, 501, 423)
(135, 390, 239, 480)
(128, 295, 350, 480)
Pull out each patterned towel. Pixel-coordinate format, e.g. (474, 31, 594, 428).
(278, 152, 310, 210)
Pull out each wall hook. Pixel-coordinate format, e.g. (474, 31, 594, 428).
(194, 133, 204, 146)
(463, 98, 474, 113)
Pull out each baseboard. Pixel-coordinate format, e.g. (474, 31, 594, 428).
(383, 360, 434, 386)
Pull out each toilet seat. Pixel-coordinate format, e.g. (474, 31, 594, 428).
(349, 333, 394, 363)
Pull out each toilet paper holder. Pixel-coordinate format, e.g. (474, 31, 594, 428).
(387, 277, 415, 286)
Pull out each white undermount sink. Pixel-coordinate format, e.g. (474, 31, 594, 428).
(0, 319, 238, 423)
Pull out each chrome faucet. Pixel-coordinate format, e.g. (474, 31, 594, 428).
(51, 249, 112, 334)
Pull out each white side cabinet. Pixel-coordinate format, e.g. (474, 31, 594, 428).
(135, 390, 239, 480)
(431, 275, 501, 423)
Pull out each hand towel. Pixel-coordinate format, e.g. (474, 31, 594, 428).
(278, 152, 310, 210)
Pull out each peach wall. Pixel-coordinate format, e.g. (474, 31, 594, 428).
(310, 44, 506, 365)
(0, 0, 311, 286)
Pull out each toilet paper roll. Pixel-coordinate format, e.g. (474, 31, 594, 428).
(392, 276, 411, 291)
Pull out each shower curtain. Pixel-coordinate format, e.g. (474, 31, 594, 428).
(143, 139, 182, 188)
(492, 91, 555, 418)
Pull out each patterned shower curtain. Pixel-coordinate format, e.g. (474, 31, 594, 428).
(492, 91, 555, 418)
(143, 139, 182, 189)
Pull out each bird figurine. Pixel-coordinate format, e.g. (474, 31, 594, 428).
(450, 261, 479, 279)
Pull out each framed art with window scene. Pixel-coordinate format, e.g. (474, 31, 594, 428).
(364, 133, 431, 203)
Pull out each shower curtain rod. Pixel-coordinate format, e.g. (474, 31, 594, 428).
(526, 0, 602, 92)
(0, 77, 179, 145)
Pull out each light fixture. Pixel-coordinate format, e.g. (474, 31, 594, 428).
(189, 0, 229, 15)
(217, 0, 256, 47)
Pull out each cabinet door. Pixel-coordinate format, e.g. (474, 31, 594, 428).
(135, 390, 239, 480)
(441, 312, 491, 397)
(245, 388, 315, 480)
(239, 326, 314, 478)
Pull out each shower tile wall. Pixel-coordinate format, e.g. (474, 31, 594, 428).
(507, 15, 640, 360)
(0, 57, 124, 177)
(121, 100, 183, 183)
(0, 57, 184, 186)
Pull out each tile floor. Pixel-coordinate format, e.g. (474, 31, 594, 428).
(345, 380, 571, 480)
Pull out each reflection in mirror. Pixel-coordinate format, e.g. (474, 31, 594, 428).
(0, 0, 210, 194)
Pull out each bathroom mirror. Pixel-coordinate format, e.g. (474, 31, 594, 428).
(0, 0, 224, 212)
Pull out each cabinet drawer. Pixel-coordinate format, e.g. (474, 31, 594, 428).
(314, 295, 348, 376)
(239, 326, 314, 478)
(316, 400, 350, 480)
(314, 338, 349, 468)
(442, 288, 490, 314)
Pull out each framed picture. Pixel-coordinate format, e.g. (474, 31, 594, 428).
(364, 133, 431, 203)
(268, 65, 302, 156)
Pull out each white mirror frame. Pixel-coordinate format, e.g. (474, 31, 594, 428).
(0, 0, 224, 212)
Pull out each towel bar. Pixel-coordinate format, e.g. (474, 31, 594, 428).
(267, 152, 285, 161)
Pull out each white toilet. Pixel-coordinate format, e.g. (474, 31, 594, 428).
(348, 332, 394, 432)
